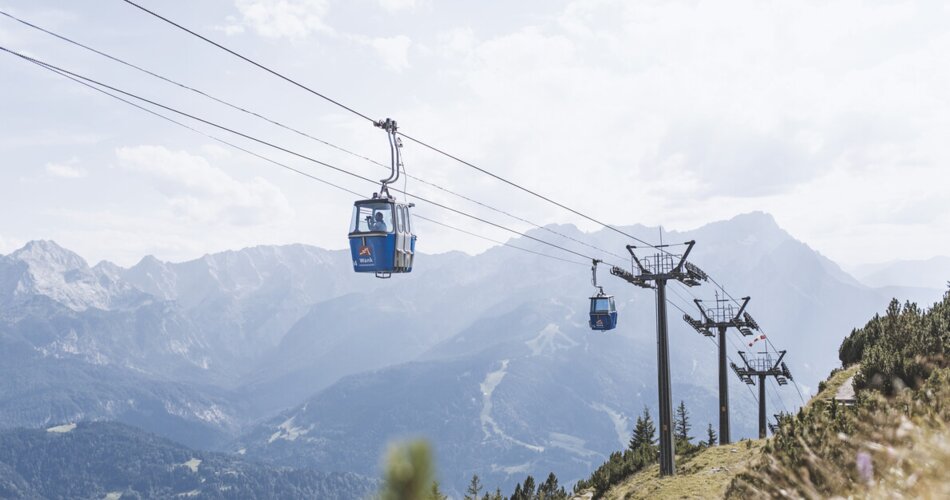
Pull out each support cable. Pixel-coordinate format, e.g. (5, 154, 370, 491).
(120, 0, 376, 123)
(120, 0, 686, 255)
(0, 9, 624, 262)
(9, 50, 587, 270)
(0, 46, 597, 268)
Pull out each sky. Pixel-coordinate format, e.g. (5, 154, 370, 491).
(0, 0, 948, 268)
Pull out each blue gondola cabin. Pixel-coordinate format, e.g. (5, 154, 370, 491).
(589, 293, 617, 331)
(348, 197, 416, 278)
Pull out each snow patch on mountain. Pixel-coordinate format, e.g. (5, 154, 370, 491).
(267, 415, 311, 443)
(547, 432, 598, 458)
(163, 400, 232, 427)
(490, 462, 533, 475)
(46, 423, 76, 433)
(525, 323, 578, 356)
(479, 360, 545, 453)
(590, 403, 630, 449)
(179, 458, 202, 473)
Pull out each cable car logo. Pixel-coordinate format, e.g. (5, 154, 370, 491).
(356, 244, 375, 266)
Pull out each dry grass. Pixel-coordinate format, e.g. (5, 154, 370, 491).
(862, 417, 950, 499)
(602, 440, 764, 500)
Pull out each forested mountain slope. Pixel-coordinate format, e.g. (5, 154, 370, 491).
(0, 422, 375, 500)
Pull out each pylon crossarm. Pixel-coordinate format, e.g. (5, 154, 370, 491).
(773, 350, 787, 369)
(675, 240, 696, 274)
(737, 351, 752, 369)
(625, 245, 650, 275)
(733, 297, 750, 321)
(693, 299, 713, 323)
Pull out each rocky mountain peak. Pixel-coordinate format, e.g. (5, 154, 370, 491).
(10, 240, 89, 273)
(2, 241, 144, 312)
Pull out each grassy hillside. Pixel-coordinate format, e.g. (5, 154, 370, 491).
(577, 289, 949, 499)
(601, 440, 763, 499)
(590, 365, 859, 499)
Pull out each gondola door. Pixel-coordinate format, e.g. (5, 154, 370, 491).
(399, 205, 411, 270)
(394, 205, 407, 270)
(404, 206, 415, 271)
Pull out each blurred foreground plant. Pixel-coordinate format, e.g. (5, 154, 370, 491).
(380, 439, 444, 500)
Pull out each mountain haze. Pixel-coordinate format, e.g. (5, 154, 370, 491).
(1, 212, 940, 494)
(853, 256, 950, 291)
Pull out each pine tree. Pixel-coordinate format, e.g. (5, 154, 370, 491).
(538, 472, 567, 499)
(429, 481, 448, 500)
(706, 423, 717, 447)
(628, 406, 657, 451)
(674, 400, 693, 453)
(464, 474, 482, 500)
(522, 475, 536, 499)
(490, 487, 504, 500)
(511, 483, 523, 500)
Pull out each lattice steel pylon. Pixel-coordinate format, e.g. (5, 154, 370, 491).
(683, 292, 758, 445)
(731, 350, 794, 438)
(610, 240, 707, 476)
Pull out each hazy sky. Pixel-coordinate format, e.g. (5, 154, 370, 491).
(1, 0, 948, 267)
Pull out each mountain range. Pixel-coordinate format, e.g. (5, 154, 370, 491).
(1, 212, 944, 495)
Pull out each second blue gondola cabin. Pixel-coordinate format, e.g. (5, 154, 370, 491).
(589, 293, 617, 331)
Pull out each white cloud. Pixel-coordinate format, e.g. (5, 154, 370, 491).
(212, 16, 246, 36)
(397, 0, 950, 262)
(378, 0, 419, 12)
(232, 0, 333, 39)
(45, 159, 87, 179)
(5, 0, 950, 267)
(224, 0, 414, 71)
(436, 27, 475, 58)
(115, 145, 294, 226)
(366, 35, 412, 71)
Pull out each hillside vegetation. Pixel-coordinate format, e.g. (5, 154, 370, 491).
(727, 290, 950, 498)
(0, 422, 375, 499)
(581, 288, 950, 499)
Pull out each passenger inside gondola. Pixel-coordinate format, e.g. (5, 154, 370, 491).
(351, 202, 393, 233)
(369, 212, 387, 232)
